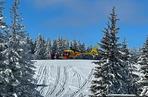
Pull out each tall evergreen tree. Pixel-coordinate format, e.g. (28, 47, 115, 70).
(91, 25, 109, 96)
(70, 40, 79, 52)
(2, 0, 42, 96)
(0, 0, 10, 96)
(45, 39, 52, 59)
(0, 0, 8, 49)
(90, 7, 132, 96)
(26, 37, 35, 59)
(129, 49, 141, 88)
(51, 39, 58, 59)
(78, 42, 86, 53)
(138, 37, 148, 96)
(56, 37, 69, 58)
(34, 35, 46, 60)
(120, 40, 138, 94)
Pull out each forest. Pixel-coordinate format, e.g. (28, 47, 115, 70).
(0, 0, 148, 97)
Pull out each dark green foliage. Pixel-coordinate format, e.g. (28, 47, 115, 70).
(90, 7, 133, 96)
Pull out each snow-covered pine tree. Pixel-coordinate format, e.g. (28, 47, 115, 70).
(57, 37, 64, 58)
(129, 49, 141, 87)
(51, 39, 58, 59)
(2, 0, 43, 96)
(45, 39, 52, 59)
(90, 23, 110, 97)
(0, 0, 11, 96)
(78, 42, 86, 53)
(70, 40, 79, 52)
(29, 38, 35, 56)
(86, 45, 93, 52)
(138, 37, 148, 96)
(56, 37, 70, 58)
(120, 40, 138, 94)
(26, 37, 35, 59)
(34, 35, 46, 60)
(90, 7, 132, 96)
(0, 0, 8, 50)
(65, 39, 70, 50)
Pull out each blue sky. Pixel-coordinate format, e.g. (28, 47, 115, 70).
(4, 0, 148, 48)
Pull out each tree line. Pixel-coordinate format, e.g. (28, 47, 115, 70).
(29, 35, 89, 60)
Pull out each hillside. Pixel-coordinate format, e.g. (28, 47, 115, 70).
(33, 60, 97, 97)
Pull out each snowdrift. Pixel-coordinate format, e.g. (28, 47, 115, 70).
(33, 60, 96, 97)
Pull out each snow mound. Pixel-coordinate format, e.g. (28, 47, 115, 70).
(33, 60, 96, 97)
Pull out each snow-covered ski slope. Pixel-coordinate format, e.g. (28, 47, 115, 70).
(33, 60, 97, 97)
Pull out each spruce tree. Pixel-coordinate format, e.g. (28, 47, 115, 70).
(51, 40, 58, 59)
(129, 49, 141, 91)
(34, 35, 46, 60)
(70, 40, 79, 52)
(0, 0, 10, 96)
(0, 0, 8, 49)
(78, 42, 86, 53)
(57, 37, 64, 58)
(120, 40, 138, 94)
(90, 7, 132, 96)
(56, 37, 69, 58)
(90, 25, 110, 96)
(26, 37, 35, 60)
(138, 37, 148, 96)
(45, 39, 52, 59)
(2, 0, 42, 96)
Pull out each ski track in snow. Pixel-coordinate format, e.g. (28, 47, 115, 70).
(33, 60, 96, 97)
(55, 66, 68, 97)
(70, 69, 94, 97)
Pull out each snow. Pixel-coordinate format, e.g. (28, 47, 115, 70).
(13, 93, 18, 97)
(33, 60, 137, 97)
(0, 25, 5, 28)
(33, 60, 97, 97)
(140, 86, 148, 96)
(107, 94, 136, 96)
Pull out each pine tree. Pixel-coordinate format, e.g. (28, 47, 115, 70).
(34, 35, 46, 60)
(70, 40, 79, 52)
(138, 37, 148, 96)
(26, 37, 35, 59)
(86, 45, 93, 52)
(56, 37, 64, 58)
(51, 39, 58, 59)
(120, 40, 138, 94)
(0, 0, 8, 50)
(45, 39, 52, 59)
(0, 0, 10, 96)
(56, 37, 69, 58)
(79, 42, 86, 53)
(2, 0, 42, 96)
(64, 39, 70, 50)
(130, 49, 141, 85)
(90, 7, 132, 96)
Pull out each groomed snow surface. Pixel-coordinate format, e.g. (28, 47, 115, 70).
(33, 60, 96, 97)
(33, 60, 136, 97)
